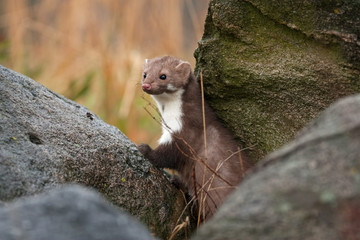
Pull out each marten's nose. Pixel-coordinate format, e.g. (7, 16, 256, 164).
(142, 83, 151, 91)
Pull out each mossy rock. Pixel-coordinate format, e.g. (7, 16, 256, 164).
(195, 0, 360, 162)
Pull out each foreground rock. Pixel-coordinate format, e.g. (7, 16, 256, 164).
(0, 65, 189, 239)
(192, 94, 360, 240)
(0, 185, 155, 240)
(195, 0, 360, 161)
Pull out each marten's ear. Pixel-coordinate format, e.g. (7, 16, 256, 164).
(175, 61, 191, 83)
(143, 59, 149, 67)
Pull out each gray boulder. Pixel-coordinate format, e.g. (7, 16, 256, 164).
(195, 0, 360, 161)
(192, 94, 360, 240)
(0, 65, 189, 239)
(0, 185, 155, 240)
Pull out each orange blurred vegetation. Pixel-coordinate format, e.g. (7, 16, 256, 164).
(0, 0, 209, 146)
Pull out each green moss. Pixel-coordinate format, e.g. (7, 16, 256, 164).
(195, 0, 360, 161)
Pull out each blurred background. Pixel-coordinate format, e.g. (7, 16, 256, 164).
(0, 0, 209, 147)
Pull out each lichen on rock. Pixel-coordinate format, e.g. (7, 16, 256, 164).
(0, 65, 190, 239)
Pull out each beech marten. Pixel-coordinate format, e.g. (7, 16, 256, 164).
(138, 56, 252, 219)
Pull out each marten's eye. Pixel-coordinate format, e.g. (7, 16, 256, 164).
(159, 74, 167, 80)
(143, 73, 147, 79)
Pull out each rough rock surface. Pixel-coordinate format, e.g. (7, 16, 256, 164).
(0, 65, 189, 239)
(192, 94, 360, 240)
(0, 185, 155, 240)
(195, 0, 360, 161)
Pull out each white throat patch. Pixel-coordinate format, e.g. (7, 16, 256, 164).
(152, 89, 184, 145)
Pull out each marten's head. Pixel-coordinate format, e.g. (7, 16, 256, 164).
(142, 56, 192, 95)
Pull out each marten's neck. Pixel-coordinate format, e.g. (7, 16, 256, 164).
(152, 75, 199, 145)
(152, 89, 184, 145)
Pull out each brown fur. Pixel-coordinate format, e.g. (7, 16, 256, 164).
(138, 56, 252, 219)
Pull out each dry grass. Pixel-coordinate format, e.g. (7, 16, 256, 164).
(0, 0, 209, 146)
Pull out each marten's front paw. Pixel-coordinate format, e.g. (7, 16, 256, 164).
(138, 144, 152, 157)
(170, 175, 186, 191)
